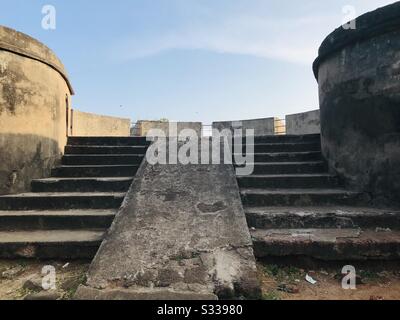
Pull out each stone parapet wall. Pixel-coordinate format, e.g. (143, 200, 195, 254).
(286, 110, 320, 135)
(71, 110, 131, 137)
(213, 117, 276, 136)
(132, 121, 202, 137)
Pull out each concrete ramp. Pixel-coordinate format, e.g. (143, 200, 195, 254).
(76, 140, 261, 300)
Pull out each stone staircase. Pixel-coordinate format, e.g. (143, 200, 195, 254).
(235, 134, 400, 261)
(0, 137, 149, 259)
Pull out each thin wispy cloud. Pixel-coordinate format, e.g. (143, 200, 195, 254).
(114, 14, 336, 65)
(112, 0, 396, 65)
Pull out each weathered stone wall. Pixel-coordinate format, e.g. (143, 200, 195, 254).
(213, 117, 276, 136)
(314, 3, 400, 206)
(0, 26, 73, 195)
(286, 110, 320, 135)
(71, 110, 130, 137)
(133, 121, 202, 137)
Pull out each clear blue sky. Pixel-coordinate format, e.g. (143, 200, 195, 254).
(0, 0, 395, 124)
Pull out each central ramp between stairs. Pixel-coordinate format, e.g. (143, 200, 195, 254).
(76, 139, 261, 300)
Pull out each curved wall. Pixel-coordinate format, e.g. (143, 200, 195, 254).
(0, 25, 73, 195)
(314, 3, 400, 205)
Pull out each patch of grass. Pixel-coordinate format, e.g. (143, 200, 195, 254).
(262, 290, 281, 301)
(62, 273, 87, 300)
(359, 270, 380, 281)
(16, 260, 29, 268)
(15, 287, 33, 300)
(262, 264, 303, 284)
(263, 264, 280, 277)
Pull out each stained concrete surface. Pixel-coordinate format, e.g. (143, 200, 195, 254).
(76, 139, 261, 300)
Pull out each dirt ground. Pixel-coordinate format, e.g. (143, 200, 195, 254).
(0, 260, 89, 300)
(258, 262, 400, 300)
(1, 259, 399, 300)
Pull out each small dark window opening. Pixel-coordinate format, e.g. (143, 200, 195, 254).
(66, 95, 69, 137)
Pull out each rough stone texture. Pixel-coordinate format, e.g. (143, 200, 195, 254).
(245, 207, 400, 230)
(71, 110, 131, 137)
(286, 110, 320, 135)
(0, 230, 104, 259)
(213, 118, 276, 136)
(24, 291, 62, 300)
(76, 140, 261, 300)
(314, 3, 400, 206)
(132, 121, 202, 137)
(252, 228, 400, 260)
(0, 25, 73, 195)
(75, 287, 217, 300)
(23, 275, 43, 292)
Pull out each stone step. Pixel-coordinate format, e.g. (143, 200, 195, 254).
(236, 162, 327, 175)
(0, 210, 116, 231)
(241, 188, 367, 207)
(234, 142, 321, 153)
(237, 174, 339, 189)
(245, 207, 400, 229)
(0, 230, 104, 259)
(51, 165, 139, 178)
(234, 151, 322, 163)
(62, 154, 144, 166)
(248, 134, 321, 144)
(0, 192, 125, 210)
(31, 177, 133, 193)
(251, 228, 400, 260)
(67, 136, 151, 146)
(65, 145, 148, 155)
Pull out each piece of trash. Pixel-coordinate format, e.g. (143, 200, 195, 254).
(250, 227, 256, 231)
(370, 295, 384, 301)
(295, 279, 301, 283)
(62, 263, 70, 269)
(376, 227, 391, 233)
(306, 274, 317, 285)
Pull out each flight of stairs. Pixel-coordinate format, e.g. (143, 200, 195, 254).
(235, 134, 400, 261)
(0, 136, 150, 259)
